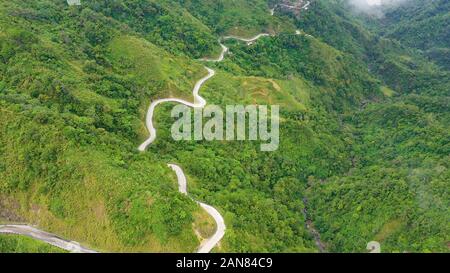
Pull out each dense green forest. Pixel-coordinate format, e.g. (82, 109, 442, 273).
(0, 0, 448, 253)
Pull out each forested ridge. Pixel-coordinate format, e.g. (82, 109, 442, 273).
(0, 0, 448, 252)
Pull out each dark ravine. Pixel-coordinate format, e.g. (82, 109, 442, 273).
(302, 197, 327, 253)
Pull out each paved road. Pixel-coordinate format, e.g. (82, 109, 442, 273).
(168, 164, 226, 253)
(201, 39, 229, 62)
(270, 1, 311, 14)
(2, 7, 326, 254)
(223, 33, 271, 43)
(138, 67, 214, 151)
(139, 33, 270, 252)
(0, 225, 97, 253)
(139, 33, 270, 150)
(0, 33, 270, 254)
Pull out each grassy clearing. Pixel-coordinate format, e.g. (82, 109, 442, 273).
(201, 70, 310, 112)
(381, 86, 395, 97)
(109, 35, 206, 101)
(374, 219, 403, 242)
(193, 208, 217, 241)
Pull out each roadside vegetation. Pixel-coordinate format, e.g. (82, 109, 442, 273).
(0, 234, 65, 253)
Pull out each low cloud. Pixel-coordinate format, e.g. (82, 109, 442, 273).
(348, 0, 412, 16)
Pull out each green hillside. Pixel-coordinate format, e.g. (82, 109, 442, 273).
(0, 0, 448, 253)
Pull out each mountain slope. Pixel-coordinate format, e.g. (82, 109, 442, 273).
(0, 0, 448, 253)
(381, 0, 450, 52)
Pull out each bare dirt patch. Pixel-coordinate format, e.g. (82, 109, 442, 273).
(0, 195, 24, 223)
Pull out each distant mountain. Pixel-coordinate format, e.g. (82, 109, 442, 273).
(380, 0, 449, 50)
(379, 0, 450, 69)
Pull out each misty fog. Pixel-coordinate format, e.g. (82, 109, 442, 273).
(348, 0, 413, 16)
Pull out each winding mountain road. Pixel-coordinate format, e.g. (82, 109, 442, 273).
(139, 34, 270, 151)
(139, 33, 271, 252)
(168, 164, 226, 253)
(0, 13, 276, 254)
(0, 225, 97, 253)
(0, 32, 270, 254)
(138, 67, 213, 152)
(1, 1, 325, 253)
(1, 5, 328, 254)
(201, 40, 228, 62)
(1, 26, 321, 253)
(271, 1, 311, 12)
(223, 33, 271, 44)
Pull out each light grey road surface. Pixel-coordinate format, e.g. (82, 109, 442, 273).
(0, 224, 97, 253)
(0, 33, 271, 254)
(168, 164, 226, 253)
(139, 33, 271, 150)
(139, 33, 270, 252)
